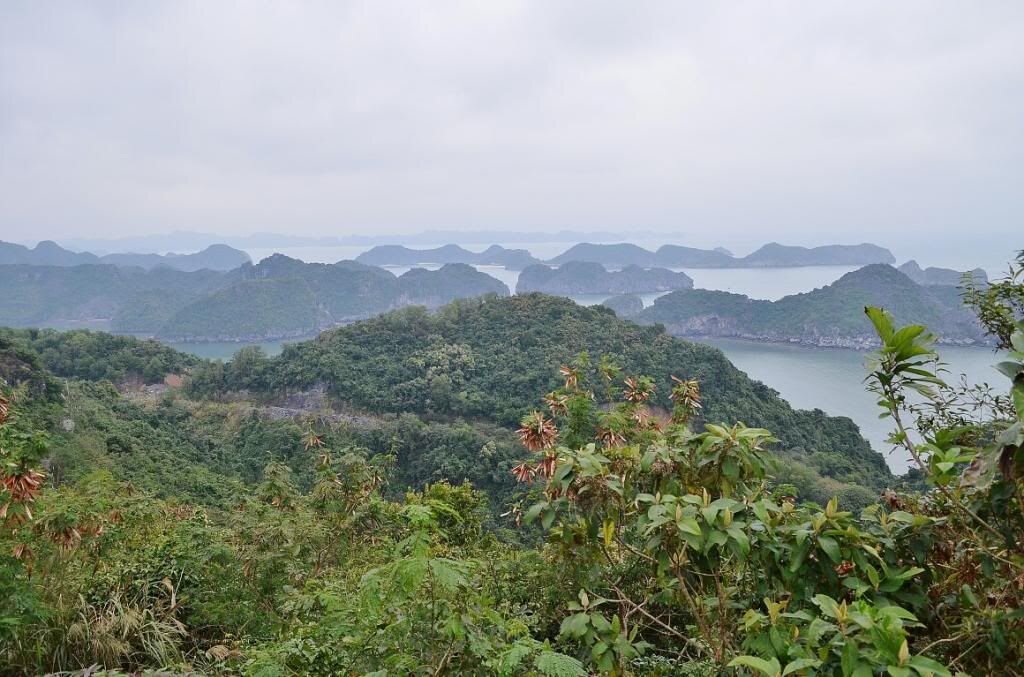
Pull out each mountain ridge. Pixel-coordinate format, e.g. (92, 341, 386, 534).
(547, 241, 896, 267)
(0, 256, 510, 341)
(636, 264, 987, 348)
(0, 239, 251, 271)
(516, 262, 694, 295)
(355, 244, 541, 269)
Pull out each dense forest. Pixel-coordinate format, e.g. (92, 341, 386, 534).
(185, 294, 888, 492)
(1, 257, 1022, 675)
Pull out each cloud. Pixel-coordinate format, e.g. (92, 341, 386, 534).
(1, 0, 1022, 252)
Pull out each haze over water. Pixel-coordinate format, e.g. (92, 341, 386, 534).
(246, 242, 865, 301)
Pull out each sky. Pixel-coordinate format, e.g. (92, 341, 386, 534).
(1, 1, 1022, 255)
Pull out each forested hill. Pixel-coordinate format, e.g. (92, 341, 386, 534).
(0, 256, 510, 340)
(516, 262, 693, 294)
(0, 303, 891, 515)
(637, 264, 987, 348)
(157, 258, 509, 341)
(190, 294, 888, 484)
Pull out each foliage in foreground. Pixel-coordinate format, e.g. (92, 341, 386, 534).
(1, 260, 1023, 675)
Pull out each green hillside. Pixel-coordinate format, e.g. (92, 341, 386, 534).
(160, 278, 321, 341)
(189, 294, 888, 488)
(640, 264, 986, 345)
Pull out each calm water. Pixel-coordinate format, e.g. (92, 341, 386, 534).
(695, 338, 1003, 473)
(166, 340, 290, 361)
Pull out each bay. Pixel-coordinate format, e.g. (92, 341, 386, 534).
(695, 338, 1003, 473)
(165, 340, 290, 361)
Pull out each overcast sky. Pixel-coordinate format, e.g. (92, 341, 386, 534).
(1, 1, 1022, 252)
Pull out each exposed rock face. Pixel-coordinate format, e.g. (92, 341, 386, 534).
(516, 262, 693, 295)
(898, 260, 988, 287)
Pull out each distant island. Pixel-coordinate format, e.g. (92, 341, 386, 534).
(516, 262, 693, 295)
(631, 264, 987, 348)
(56, 228, 668, 252)
(0, 256, 508, 341)
(348, 240, 897, 270)
(600, 293, 644, 316)
(548, 241, 896, 268)
(355, 244, 541, 269)
(898, 260, 988, 287)
(0, 240, 250, 272)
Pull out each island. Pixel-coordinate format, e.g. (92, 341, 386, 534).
(600, 293, 644, 317)
(355, 243, 541, 269)
(155, 259, 510, 341)
(0, 255, 509, 341)
(898, 260, 988, 287)
(0, 239, 251, 271)
(546, 241, 896, 268)
(515, 262, 693, 295)
(635, 264, 987, 347)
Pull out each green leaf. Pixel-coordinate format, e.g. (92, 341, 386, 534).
(542, 507, 557, 531)
(534, 650, 587, 677)
(499, 643, 532, 671)
(553, 461, 574, 484)
(818, 536, 841, 563)
(727, 525, 751, 556)
(865, 306, 895, 342)
(728, 656, 782, 676)
(428, 558, 468, 592)
(524, 501, 547, 525)
(559, 612, 590, 639)
(995, 360, 1024, 381)
(842, 641, 859, 675)
(789, 543, 810, 573)
(907, 655, 952, 676)
(813, 594, 840, 618)
(677, 516, 702, 536)
(783, 658, 822, 675)
(865, 562, 881, 588)
(889, 511, 916, 523)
